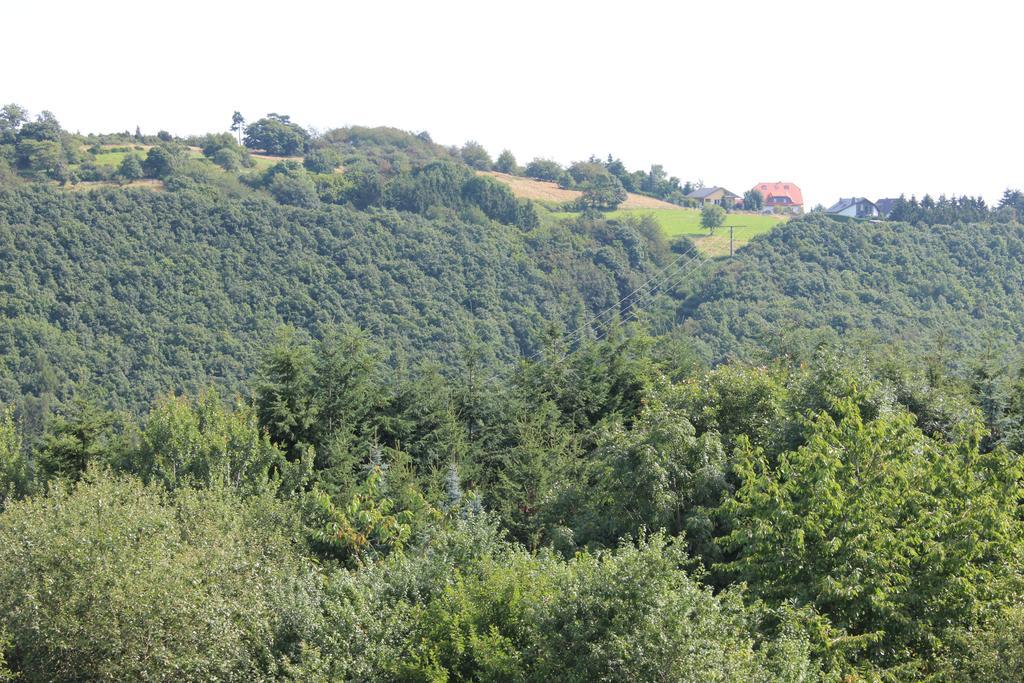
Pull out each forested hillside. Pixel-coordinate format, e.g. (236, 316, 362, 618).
(680, 214, 1024, 360)
(3, 332, 1024, 680)
(0, 183, 667, 415)
(7, 102, 1024, 681)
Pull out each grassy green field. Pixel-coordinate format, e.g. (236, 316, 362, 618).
(549, 207, 787, 257)
(89, 146, 151, 167)
(87, 145, 224, 168)
(248, 155, 278, 171)
(71, 144, 304, 190)
(613, 207, 783, 237)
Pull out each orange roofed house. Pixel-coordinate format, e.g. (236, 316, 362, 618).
(752, 181, 803, 214)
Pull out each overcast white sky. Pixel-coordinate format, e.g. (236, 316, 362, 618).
(4, 0, 1021, 207)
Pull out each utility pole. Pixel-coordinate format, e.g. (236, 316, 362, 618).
(724, 225, 744, 257)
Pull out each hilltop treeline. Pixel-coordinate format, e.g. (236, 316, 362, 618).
(513, 153, 694, 205)
(2, 333, 1024, 680)
(882, 190, 1023, 225)
(0, 105, 540, 226)
(1, 103, 699, 216)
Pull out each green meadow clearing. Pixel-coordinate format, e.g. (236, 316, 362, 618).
(612, 207, 784, 238)
(88, 145, 151, 166)
(68, 145, 327, 192)
(550, 207, 788, 256)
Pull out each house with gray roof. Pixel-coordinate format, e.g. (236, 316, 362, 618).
(826, 197, 880, 219)
(874, 198, 900, 218)
(685, 186, 741, 208)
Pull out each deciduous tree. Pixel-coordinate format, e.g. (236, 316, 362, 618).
(460, 140, 492, 170)
(701, 204, 726, 233)
(743, 189, 764, 210)
(243, 114, 309, 156)
(117, 154, 143, 181)
(494, 149, 518, 174)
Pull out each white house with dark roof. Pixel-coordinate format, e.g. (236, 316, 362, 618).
(826, 197, 880, 219)
(874, 198, 900, 218)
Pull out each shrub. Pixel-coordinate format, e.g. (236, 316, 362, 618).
(303, 148, 341, 174)
(116, 154, 144, 181)
(74, 161, 113, 182)
(212, 146, 242, 171)
(263, 162, 319, 207)
(460, 140, 493, 170)
(319, 530, 821, 681)
(142, 144, 186, 179)
(0, 469, 322, 681)
(524, 158, 563, 182)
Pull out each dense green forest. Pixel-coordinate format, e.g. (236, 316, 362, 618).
(0, 182, 668, 419)
(678, 213, 1024, 361)
(5, 103, 1024, 680)
(0, 106, 677, 422)
(4, 332, 1024, 680)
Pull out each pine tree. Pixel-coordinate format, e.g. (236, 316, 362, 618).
(230, 111, 245, 145)
(37, 398, 114, 483)
(254, 329, 317, 459)
(443, 463, 462, 511)
(0, 407, 31, 506)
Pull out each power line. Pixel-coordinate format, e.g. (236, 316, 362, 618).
(474, 211, 762, 386)
(573, 248, 706, 350)
(589, 252, 711, 348)
(471, 209, 743, 387)
(525, 243, 700, 358)
(475, 243, 712, 386)
(521, 243, 703, 364)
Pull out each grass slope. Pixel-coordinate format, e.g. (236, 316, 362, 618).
(478, 171, 680, 209)
(88, 145, 152, 166)
(547, 206, 786, 257)
(609, 208, 785, 257)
